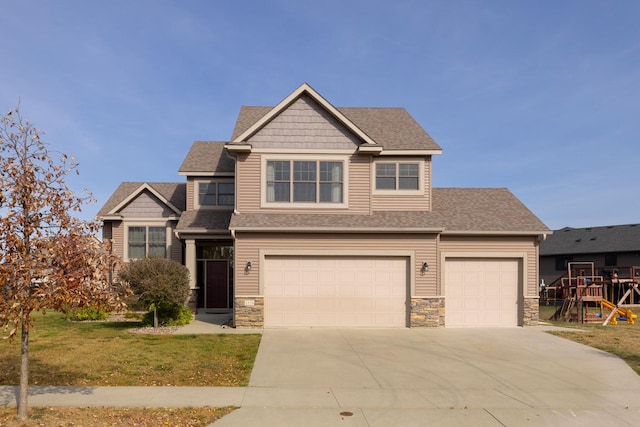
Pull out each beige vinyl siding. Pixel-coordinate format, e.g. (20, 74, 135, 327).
(186, 178, 195, 211)
(236, 153, 371, 214)
(371, 157, 432, 212)
(439, 235, 539, 297)
(234, 233, 437, 296)
(169, 220, 182, 263)
(112, 221, 124, 260)
(102, 222, 113, 241)
(246, 95, 360, 150)
(119, 190, 176, 218)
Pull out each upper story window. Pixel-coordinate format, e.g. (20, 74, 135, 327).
(374, 161, 423, 193)
(266, 160, 344, 204)
(197, 181, 234, 208)
(128, 226, 166, 259)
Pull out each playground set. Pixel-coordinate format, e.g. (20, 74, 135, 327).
(543, 262, 639, 325)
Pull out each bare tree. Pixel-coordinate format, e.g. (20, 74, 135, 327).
(0, 106, 128, 420)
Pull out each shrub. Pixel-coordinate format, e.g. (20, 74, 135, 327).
(119, 257, 191, 327)
(141, 303, 193, 327)
(62, 306, 109, 321)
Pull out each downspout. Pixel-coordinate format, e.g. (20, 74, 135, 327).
(225, 147, 239, 327)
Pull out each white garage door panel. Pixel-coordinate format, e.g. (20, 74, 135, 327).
(265, 256, 407, 327)
(445, 259, 519, 327)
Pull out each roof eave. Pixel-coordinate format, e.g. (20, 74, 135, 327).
(441, 230, 551, 236)
(230, 226, 444, 233)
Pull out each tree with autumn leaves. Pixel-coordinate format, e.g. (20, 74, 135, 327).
(0, 106, 129, 420)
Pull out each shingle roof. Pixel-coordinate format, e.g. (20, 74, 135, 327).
(229, 210, 444, 232)
(539, 224, 640, 256)
(178, 141, 234, 174)
(228, 188, 549, 234)
(175, 210, 232, 233)
(96, 182, 186, 217)
(230, 105, 441, 151)
(432, 188, 549, 233)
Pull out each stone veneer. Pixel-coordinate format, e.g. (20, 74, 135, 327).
(234, 297, 264, 327)
(523, 297, 539, 326)
(410, 297, 445, 327)
(231, 295, 537, 328)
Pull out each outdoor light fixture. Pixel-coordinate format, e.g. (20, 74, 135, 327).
(421, 261, 429, 273)
(245, 261, 252, 272)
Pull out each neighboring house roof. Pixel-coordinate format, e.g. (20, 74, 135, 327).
(96, 182, 186, 218)
(432, 188, 549, 234)
(229, 88, 441, 152)
(175, 210, 233, 234)
(229, 188, 549, 235)
(178, 141, 235, 175)
(539, 224, 640, 256)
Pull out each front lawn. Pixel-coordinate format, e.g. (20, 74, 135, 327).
(0, 311, 261, 387)
(540, 303, 640, 375)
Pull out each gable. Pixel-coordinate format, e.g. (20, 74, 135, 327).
(118, 190, 179, 218)
(246, 95, 361, 149)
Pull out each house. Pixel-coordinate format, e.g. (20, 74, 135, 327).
(539, 224, 640, 286)
(97, 83, 549, 328)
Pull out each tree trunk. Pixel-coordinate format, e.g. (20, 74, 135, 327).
(153, 306, 158, 328)
(18, 322, 29, 420)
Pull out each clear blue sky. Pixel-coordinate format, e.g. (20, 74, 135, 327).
(1, 0, 639, 230)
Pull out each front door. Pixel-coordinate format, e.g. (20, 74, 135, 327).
(206, 260, 229, 309)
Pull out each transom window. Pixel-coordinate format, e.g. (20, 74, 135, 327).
(198, 182, 234, 206)
(128, 226, 166, 259)
(267, 160, 343, 203)
(375, 162, 420, 190)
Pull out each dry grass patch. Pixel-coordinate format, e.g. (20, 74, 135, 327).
(0, 312, 260, 386)
(0, 406, 234, 427)
(547, 322, 640, 375)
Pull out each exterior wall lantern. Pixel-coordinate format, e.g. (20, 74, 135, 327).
(245, 261, 252, 273)
(421, 261, 429, 274)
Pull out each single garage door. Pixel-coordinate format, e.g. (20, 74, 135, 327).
(264, 256, 408, 327)
(445, 258, 519, 327)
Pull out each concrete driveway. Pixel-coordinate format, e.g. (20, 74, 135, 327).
(213, 327, 640, 426)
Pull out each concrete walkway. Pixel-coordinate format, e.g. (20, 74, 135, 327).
(2, 323, 640, 427)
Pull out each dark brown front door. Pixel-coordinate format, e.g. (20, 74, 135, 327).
(206, 260, 229, 309)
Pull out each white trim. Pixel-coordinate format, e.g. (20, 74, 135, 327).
(225, 144, 252, 153)
(372, 158, 425, 195)
(179, 171, 235, 177)
(247, 148, 356, 155)
(230, 226, 443, 233)
(108, 183, 182, 216)
(260, 154, 349, 209)
(379, 150, 442, 156)
(231, 83, 377, 146)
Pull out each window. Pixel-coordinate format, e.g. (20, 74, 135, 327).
(128, 226, 166, 259)
(604, 254, 617, 267)
(555, 256, 573, 271)
(198, 181, 234, 206)
(375, 162, 420, 190)
(266, 160, 343, 203)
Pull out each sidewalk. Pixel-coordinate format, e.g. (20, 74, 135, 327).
(0, 386, 245, 408)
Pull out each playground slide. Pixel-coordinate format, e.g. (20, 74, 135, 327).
(601, 299, 637, 324)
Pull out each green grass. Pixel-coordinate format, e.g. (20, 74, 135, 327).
(540, 303, 640, 375)
(0, 312, 261, 386)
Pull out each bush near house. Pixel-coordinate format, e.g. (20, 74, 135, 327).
(118, 257, 191, 326)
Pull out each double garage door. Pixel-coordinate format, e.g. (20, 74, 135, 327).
(264, 256, 408, 327)
(445, 258, 520, 327)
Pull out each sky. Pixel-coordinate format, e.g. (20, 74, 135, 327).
(1, 0, 639, 230)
